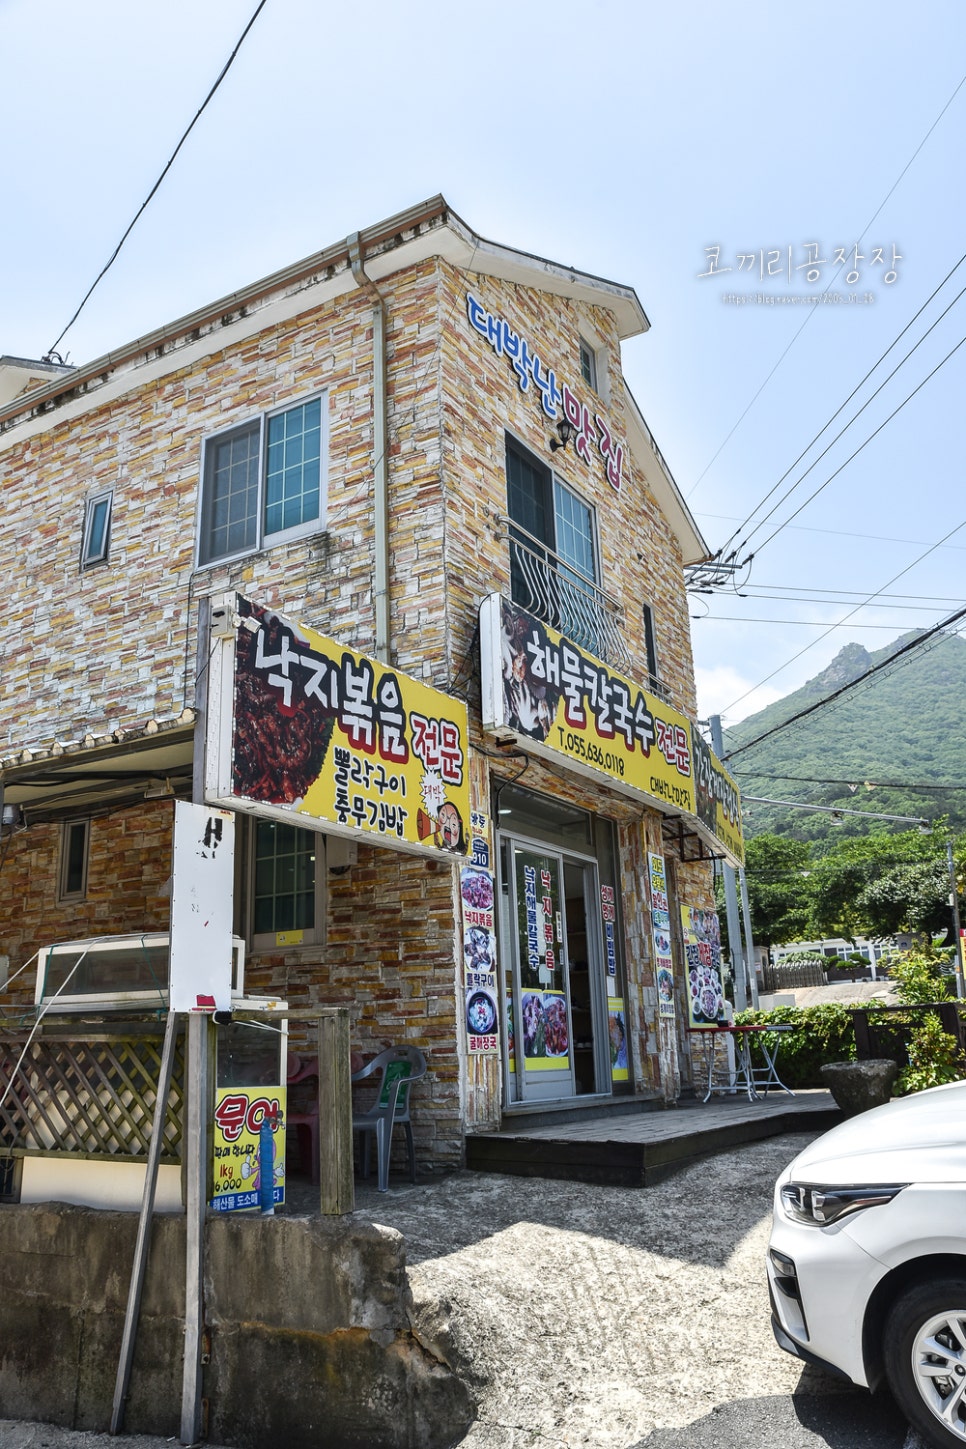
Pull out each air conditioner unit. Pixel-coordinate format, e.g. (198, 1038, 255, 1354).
(34, 933, 246, 1013)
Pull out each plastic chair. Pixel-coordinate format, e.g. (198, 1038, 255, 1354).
(351, 1045, 426, 1192)
(286, 1052, 320, 1185)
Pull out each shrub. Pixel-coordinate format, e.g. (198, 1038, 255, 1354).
(733, 1002, 857, 1088)
(895, 1013, 966, 1095)
(890, 948, 952, 1005)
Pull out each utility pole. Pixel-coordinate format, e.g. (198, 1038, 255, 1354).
(738, 866, 760, 1010)
(947, 840, 965, 1000)
(709, 716, 747, 1011)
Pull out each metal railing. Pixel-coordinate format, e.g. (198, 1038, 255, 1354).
(502, 518, 630, 670)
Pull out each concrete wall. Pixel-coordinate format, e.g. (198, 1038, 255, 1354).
(0, 1202, 473, 1449)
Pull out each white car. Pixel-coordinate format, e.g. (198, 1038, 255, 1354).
(768, 1079, 966, 1447)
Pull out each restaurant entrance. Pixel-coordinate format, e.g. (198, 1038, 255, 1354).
(495, 784, 625, 1106)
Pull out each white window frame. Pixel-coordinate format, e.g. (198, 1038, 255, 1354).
(80, 488, 113, 568)
(58, 819, 90, 902)
(196, 391, 329, 568)
(247, 818, 327, 952)
(578, 337, 598, 393)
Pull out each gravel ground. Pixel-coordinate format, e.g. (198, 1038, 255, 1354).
(373, 1131, 837, 1446)
(0, 1131, 920, 1448)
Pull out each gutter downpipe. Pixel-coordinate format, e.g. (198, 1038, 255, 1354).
(347, 231, 390, 664)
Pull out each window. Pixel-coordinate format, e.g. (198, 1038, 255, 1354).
(579, 338, 598, 392)
(505, 436, 601, 652)
(249, 819, 325, 948)
(198, 394, 327, 566)
(81, 489, 112, 567)
(58, 819, 90, 901)
(642, 602, 659, 685)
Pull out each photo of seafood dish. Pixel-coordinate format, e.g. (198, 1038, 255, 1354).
(658, 968, 674, 1003)
(460, 869, 493, 913)
(522, 991, 546, 1057)
(688, 959, 725, 1024)
(232, 603, 335, 804)
(464, 926, 493, 970)
(466, 990, 497, 1036)
(542, 994, 569, 1057)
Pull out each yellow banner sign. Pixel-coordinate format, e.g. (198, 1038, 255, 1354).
(211, 598, 471, 858)
(480, 595, 742, 864)
(482, 595, 696, 813)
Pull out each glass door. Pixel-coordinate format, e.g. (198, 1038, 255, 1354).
(501, 836, 607, 1104)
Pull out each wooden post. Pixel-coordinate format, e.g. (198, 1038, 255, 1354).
(318, 1008, 353, 1215)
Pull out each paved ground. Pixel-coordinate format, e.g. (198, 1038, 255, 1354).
(0, 1124, 927, 1449)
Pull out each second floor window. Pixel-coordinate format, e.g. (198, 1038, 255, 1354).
(198, 394, 327, 566)
(505, 436, 601, 652)
(81, 489, 113, 567)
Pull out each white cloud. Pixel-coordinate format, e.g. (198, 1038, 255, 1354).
(695, 665, 786, 726)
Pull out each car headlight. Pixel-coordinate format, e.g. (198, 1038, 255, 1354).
(780, 1182, 907, 1225)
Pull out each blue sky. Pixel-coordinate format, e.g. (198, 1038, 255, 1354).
(3, 0, 963, 724)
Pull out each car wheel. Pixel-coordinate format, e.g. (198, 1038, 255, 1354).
(884, 1278, 966, 1446)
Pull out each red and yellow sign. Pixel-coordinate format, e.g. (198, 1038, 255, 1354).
(206, 597, 471, 859)
(210, 1086, 286, 1213)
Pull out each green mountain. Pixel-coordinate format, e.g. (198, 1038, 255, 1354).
(723, 630, 966, 847)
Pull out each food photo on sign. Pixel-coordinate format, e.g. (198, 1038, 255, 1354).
(214, 597, 470, 858)
(682, 906, 726, 1028)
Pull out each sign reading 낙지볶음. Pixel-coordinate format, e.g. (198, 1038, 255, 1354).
(206, 597, 471, 859)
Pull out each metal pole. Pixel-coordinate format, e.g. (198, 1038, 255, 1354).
(738, 867, 760, 1010)
(709, 716, 747, 1011)
(111, 1010, 179, 1434)
(181, 593, 211, 1445)
(180, 1012, 208, 1445)
(948, 841, 965, 1000)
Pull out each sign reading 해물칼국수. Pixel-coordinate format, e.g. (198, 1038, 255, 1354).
(479, 594, 743, 865)
(205, 597, 471, 859)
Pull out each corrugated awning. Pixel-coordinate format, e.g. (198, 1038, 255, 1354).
(1, 716, 195, 823)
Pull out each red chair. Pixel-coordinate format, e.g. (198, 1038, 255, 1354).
(286, 1053, 320, 1185)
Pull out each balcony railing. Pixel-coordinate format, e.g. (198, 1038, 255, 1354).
(501, 518, 672, 702)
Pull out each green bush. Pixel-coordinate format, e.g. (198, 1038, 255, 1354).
(895, 1013, 966, 1094)
(733, 1002, 857, 1087)
(890, 948, 952, 1005)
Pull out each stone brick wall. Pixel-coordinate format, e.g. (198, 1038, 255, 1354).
(0, 804, 172, 1002)
(0, 236, 713, 1165)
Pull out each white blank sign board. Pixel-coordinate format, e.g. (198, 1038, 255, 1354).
(169, 801, 235, 1013)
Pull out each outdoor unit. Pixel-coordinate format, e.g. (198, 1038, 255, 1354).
(34, 933, 246, 1013)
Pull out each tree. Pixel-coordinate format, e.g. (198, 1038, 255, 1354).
(806, 826, 954, 942)
(740, 834, 813, 948)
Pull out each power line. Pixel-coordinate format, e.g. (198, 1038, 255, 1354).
(748, 326, 966, 557)
(734, 772, 966, 792)
(714, 254, 966, 559)
(720, 516, 966, 717)
(685, 68, 966, 502)
(45, 0, 269, 358)
(695, 616, 932, 629)
(697, 511, 966, 552)
(723, 603, 966, 760)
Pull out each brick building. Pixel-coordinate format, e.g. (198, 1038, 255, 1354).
(0, 196, 742, 1181)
